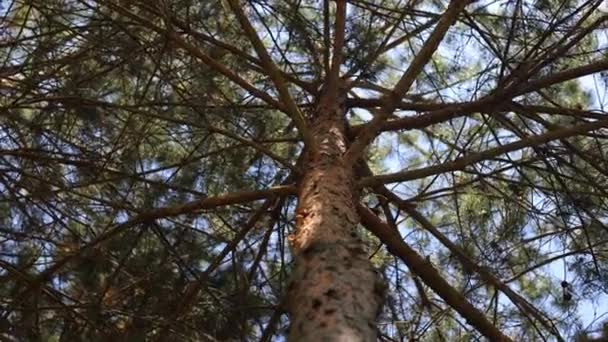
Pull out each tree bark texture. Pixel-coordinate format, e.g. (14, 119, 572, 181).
(286, 90, 385, 341)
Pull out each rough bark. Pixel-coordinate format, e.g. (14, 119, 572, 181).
(286, 90, 385, 341)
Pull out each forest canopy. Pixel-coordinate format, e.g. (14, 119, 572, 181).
(1, 0, 608, 341)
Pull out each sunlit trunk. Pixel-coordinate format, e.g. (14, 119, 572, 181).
(286, 89, 385, 341)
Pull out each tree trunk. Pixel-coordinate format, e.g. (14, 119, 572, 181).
(286, 89, 385, 341)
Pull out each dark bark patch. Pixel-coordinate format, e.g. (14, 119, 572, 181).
(301, 246, 314, 259)
(301, 243, 324, 259)
(348, 246, 365, 256)
(327, 189, 340, 196)
(312, 299, 322, 310)
(325, 265, 337, 272)
(324, 289, 339, 299)
(374, 279, 387, 297)
(324, 308, 336, 315)
(319, 321, 328, 328)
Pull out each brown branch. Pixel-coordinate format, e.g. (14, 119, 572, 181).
(360, 117, 608, 186)
(323, 0, 331, 77)
(518, 59, 608, 95)
(507, 103, 607, 120)
(378, 189, 564, 341)
(380, 16, 442, 54)
(349, 97, 491, 136)
(164, 16, 316, 94)
(0, 260, 98, 331)
(206, 125, 294, 170)
(141, 186, 296, 218)
(357, 159, 563, 339)
(505, 241, 608, 285)
(327, 0, 347, 93)
(15, 185, 297, 301)
(357, 204, 513, 341)
(226, 0, 313, 148)
(348, 59, 608, 136)
(344, 0, 470, 164)
(346, 97, 450, 111)
(155, 198, 283, 340)
(105, 3, 288, 116)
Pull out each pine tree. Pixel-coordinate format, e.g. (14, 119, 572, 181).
(1, 0, 608, 340)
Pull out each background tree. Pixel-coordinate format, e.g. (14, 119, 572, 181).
(1, 0, 608, 340)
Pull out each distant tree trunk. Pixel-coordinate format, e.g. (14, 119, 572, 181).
(286, 88, 385, 341)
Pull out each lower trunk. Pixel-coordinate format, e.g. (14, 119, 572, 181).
(286, 92, 385, 341)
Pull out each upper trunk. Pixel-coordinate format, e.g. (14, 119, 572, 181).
(286, 88, 385, 341)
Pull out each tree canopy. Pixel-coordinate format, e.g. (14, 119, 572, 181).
(1, 0, 608, 340)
